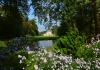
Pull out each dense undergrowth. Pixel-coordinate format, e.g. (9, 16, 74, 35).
(0, 28, 100, 70)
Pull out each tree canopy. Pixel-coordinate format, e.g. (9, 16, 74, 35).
(0, 0, 100, 39)
(23, 18, 39, 36)
(0, 0, 30, 39)
(31, 0, 63, 27)
(31, 0, 100, 38)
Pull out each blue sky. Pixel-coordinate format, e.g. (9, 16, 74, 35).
(28, 6, 46, 32)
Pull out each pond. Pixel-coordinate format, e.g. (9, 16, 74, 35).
(38, 40, 55, 47)
(28, 40, 56, 51)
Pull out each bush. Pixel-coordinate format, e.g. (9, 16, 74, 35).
(4, 51, 30, 70)
(54, 27, 86, 57)
(76, 41, 100, 61)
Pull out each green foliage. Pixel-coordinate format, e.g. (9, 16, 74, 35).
(31, 0, 100, 38)
(23, 19, 39, 36)
(0, 6, 23, 39)
(4, 51, 29, 70)
(54, 27, 86, 57)
(39, 31, 46, 36)
(0, 41, 7, 48)
(31, 0, 63, 27)
(0, 0, 29, 39)
(28, 36, 59, 41)
(57, 21, 70, 36)
(15, 44, 100, 70)
(76, 42, 100, 61)
(51, 26, 59, 35)
(46, 46, 56, 52)
(29, 19, 39, 35)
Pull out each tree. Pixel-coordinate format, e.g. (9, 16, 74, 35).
(75, 0, 100, 42)
(51, 25, 59, 35)
(31, 0, 86, 36)
(0, 0, 29, 39)
(29, 19, 39, 35)
(23, 18, 39, 36)
(30, 0, 100, 39)
(57, 0, 100, 38)
(31, 0, 63, 27)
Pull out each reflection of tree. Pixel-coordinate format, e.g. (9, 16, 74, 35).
(28, 41, 39, 51)
(47, 40, 52, 42)
(38, 40, 55, 47)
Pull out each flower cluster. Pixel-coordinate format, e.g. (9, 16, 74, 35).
(0, 37, 30, 62)
(18, 55, 26, 64)
(18, 43, 100, 70)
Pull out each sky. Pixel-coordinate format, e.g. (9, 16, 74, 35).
(28, 6, 46, 32)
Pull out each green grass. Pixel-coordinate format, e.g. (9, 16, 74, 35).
(30, 36, 59, 40)
(21, 36, 59, 41)
(0, 41, 8, 48)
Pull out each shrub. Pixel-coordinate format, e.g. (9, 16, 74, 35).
(0, 37, 31, 61)
(54, 27, 86, 57)
(0, 41, 8, 48)
(4, 51, 29, 70)
(76, 41, 100, 60)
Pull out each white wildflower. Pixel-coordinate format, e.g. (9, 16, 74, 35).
(34, 65, 38, 70)
(22, 56, 26, 60)
(19, 60, 22, 64)
(26, 46, 30, 51)
(44, 49, 47, 54)
(18, 55, 22, 58)
(23, 67, 25, 70)
(32, 58, 34, 61)
(43, 58, 47, 63)
(48, 52, 53, 57)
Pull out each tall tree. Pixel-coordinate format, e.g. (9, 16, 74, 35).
(23, 18, 39, 36)
(0, 0, 29, 39)
(31, 0, 100, 38)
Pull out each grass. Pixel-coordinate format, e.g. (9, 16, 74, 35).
(0, 41, 8, 48)
(21, 36, 59, 41)
(30, 36, 59, 40)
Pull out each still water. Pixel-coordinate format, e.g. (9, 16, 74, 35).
(29, 40, 56, 51)
(38, 40, 54, 47)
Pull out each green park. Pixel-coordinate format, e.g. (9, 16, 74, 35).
(0, 0, 100, 70)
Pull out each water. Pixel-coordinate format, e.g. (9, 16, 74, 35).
(28, 40, 56, 51)
(38, 40, 54, 47)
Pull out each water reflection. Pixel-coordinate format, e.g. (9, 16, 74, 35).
(28, 40, 56, 51)
(38, 40, 54, 47)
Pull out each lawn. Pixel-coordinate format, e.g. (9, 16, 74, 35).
(21, 36, 59, 41)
